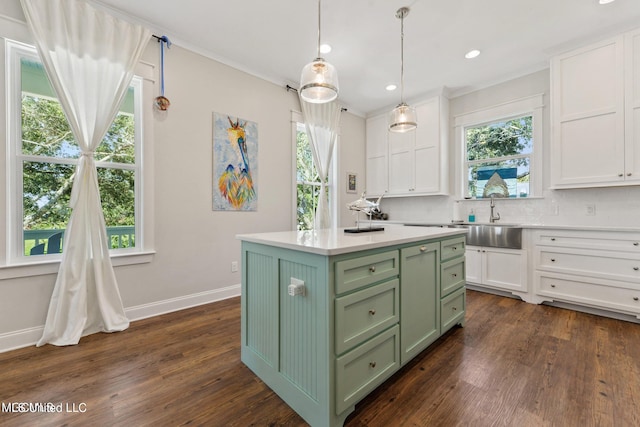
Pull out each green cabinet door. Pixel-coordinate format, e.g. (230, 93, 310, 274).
(400, 241, 440, 365)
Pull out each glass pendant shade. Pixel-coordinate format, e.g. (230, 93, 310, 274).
(300, 57, 339, 103)
(389, 102, 417, 132)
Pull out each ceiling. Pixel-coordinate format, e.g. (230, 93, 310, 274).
(95, 0, 640, 116)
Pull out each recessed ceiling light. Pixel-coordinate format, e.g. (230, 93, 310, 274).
(320, 44, 332, 54)
(465, 49, 481, 59)
(385, 84, 397, 91)
(599, 0, 615, 4)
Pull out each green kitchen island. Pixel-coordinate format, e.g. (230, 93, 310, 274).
(237, 226, 467, 427)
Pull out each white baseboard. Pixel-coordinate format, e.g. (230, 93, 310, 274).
(125, 284, 241, 321)
(0, 284, 241, 354)
(0, 326, 45, 354)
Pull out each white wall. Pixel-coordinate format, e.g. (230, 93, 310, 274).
(337, 111, 366, 228)
(0, 2, 365, 351)
(380, 69, 640, 228)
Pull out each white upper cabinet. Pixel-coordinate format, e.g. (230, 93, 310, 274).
(414, 98, 445, 194)
(625, 28, 640, 182)
(388, 125, 416, 194)
(551, 29, 640, 188)
(366, 95, 449, 197)
(365, 114, 389, 197)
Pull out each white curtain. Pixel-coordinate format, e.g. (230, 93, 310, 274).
(300, 99, 341, 229)
(20, 0, 151, 346)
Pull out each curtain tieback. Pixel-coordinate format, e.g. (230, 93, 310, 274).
(70, 152, 96, 207)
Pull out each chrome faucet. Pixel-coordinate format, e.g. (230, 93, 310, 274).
(490, 195, 501, 223)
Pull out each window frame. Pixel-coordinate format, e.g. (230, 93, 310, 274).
(454, 94, 544, 199)
(291, 110, 337, 231)
(1, 38, 155, 278)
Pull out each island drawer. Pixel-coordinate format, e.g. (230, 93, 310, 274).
(441, 258, 465, 297)
(441, 236, 465, 262)
(335, 250, 399, 294)
(335, 279, 399, 355)
(335, 325, 400, 415)
(441, 287, 465, 333)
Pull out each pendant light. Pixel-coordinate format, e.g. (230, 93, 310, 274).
(389, 7, 417, 132)
(299, 0, 339, 103)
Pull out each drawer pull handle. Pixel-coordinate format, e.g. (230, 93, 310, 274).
(551, 238, 556, 241)
(369, 361, 377, 369)
(634, 242, 639, 247)
(634, 267, 639, 271)
(420, 246, 427, 252)
(452, 246, 457, 251)
(369, 265, 376, 273)
(550, 259, 556, 262)
(550, 284, 556, 288)
(634, 297, 639, 301)
(369, 309, 376, 316)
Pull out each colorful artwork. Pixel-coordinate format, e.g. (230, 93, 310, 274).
(213, 113, 258, 211)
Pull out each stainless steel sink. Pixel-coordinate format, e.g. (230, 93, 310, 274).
(448, 224, 522, 249)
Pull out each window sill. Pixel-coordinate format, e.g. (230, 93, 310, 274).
(0, 251, 156, 281)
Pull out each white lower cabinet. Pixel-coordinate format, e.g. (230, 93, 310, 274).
(533, 229, 640, 319)
(466, 246, 527, 295)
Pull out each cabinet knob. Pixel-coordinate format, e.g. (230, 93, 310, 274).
(634, 242, 639, 247)
(551, 238, 556, 241)
(452, 246, 458, 251)
(452, 273, 457, 278)
(369, 361, 377, 369)
(452, 306, 457, 311)
(619, 173, 624, 177)
(551, 259, 556, 262)
(628, 173, 632, 177)
(420, 246, 427, 252)
(369, 309, 376, 316)
(634, 297, 639, 301)
(369, 265, 376, 273)
(550, 284, 556, 288)
(634, 267, 639, 271)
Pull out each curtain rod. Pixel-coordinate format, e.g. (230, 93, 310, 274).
(152, 35, 171, 44)
(286, 85, 347, 112)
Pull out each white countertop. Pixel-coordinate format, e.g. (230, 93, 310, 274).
(237, 226, 467, 256)
(382, 220, 640, 233)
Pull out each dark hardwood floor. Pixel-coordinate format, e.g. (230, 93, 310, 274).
(1, 290, 639, 427)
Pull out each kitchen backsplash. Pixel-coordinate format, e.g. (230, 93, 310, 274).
(378, 186, 640, 228)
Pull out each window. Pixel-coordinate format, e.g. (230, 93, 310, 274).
(291, 111, 337, 231)
(295, 121, 321, 230)
(455, 94, 544, 199)
(465, 115, 532, 198)
(7, 41, 141, 260)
